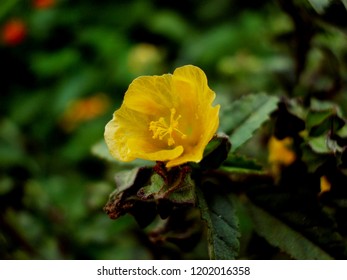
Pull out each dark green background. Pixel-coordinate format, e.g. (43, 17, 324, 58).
(1, 0, 347, 259)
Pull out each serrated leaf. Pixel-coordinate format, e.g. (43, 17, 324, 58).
(221, 93, 279, 152)
(196, 187, 240, 259)
(246, 199, 334, 259)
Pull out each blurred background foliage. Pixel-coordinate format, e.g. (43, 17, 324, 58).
(1, 0, 347, 259)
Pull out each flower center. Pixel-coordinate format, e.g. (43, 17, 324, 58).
(149, 108, 187, 146)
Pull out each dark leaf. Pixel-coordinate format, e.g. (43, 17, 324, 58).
(246, 182, 347, 259)
(200, 133, 231, 170)
(148, 208, 203, 252)
(246, 198, 334, 259)
(196, 186, 240, 259)
(103, 167, 156, 227)
(222, 154, 263, 171)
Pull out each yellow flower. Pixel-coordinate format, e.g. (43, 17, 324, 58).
(104, 65, 220, 168)
(320, 176, 331, 194)
(268, 136, 296, 166)
(268, 136, 296, 178)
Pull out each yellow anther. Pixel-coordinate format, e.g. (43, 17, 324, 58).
(149, 108, 186, 146)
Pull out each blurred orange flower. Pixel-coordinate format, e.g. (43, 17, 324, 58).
(61, 94, 110, 131)
(2, 19, 26, 46)
(33, 0, 56, 9)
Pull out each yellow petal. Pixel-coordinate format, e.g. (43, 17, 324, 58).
(124, 74, 173, 116)
(173, 65, 217, 116)
(165, 66, 220, 167)
(104, 106, 150, 161)
(320, 176, 331, 194)
(129, 139, 184, 162)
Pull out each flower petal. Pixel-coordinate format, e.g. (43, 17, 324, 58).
(164, 65, 220, 167)
(129, 139, 184, 162)
(173, 65, 216, 108)
(124, 74, 174, 116)
(104, 106, 150, 162)
(166, 104, 220, 168)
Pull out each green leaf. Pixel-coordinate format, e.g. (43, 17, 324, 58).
(305, 0, 347, 32)
(306, 110, 333, 131)
(222, 154, 263, 171)
(137, 173, 164, 199)
(196, 187, 240, 259)
(306, 108, 345, 137)
(147, 10, 190, 41)
(307, 0, 333, 14)
(0, 0, 19, 19)
(220, 149, 265, 175)
(246, 199, 333, 259)
(221, 93, 279, 152)
(165, 173, 195, 204)
(91, 139, 118, 163)
(302, 144, 328, 173)
(337, 125, 347, 138)
(307, 134, 343, 154)
(307, 135, 331, 154)
(30, 49, 81, 78)
(138, 170, 195, 205)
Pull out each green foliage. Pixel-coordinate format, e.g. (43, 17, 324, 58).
(221, 93, 279, 151)
(246, 199, 333, 260)
(2, 0, 347, 260)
